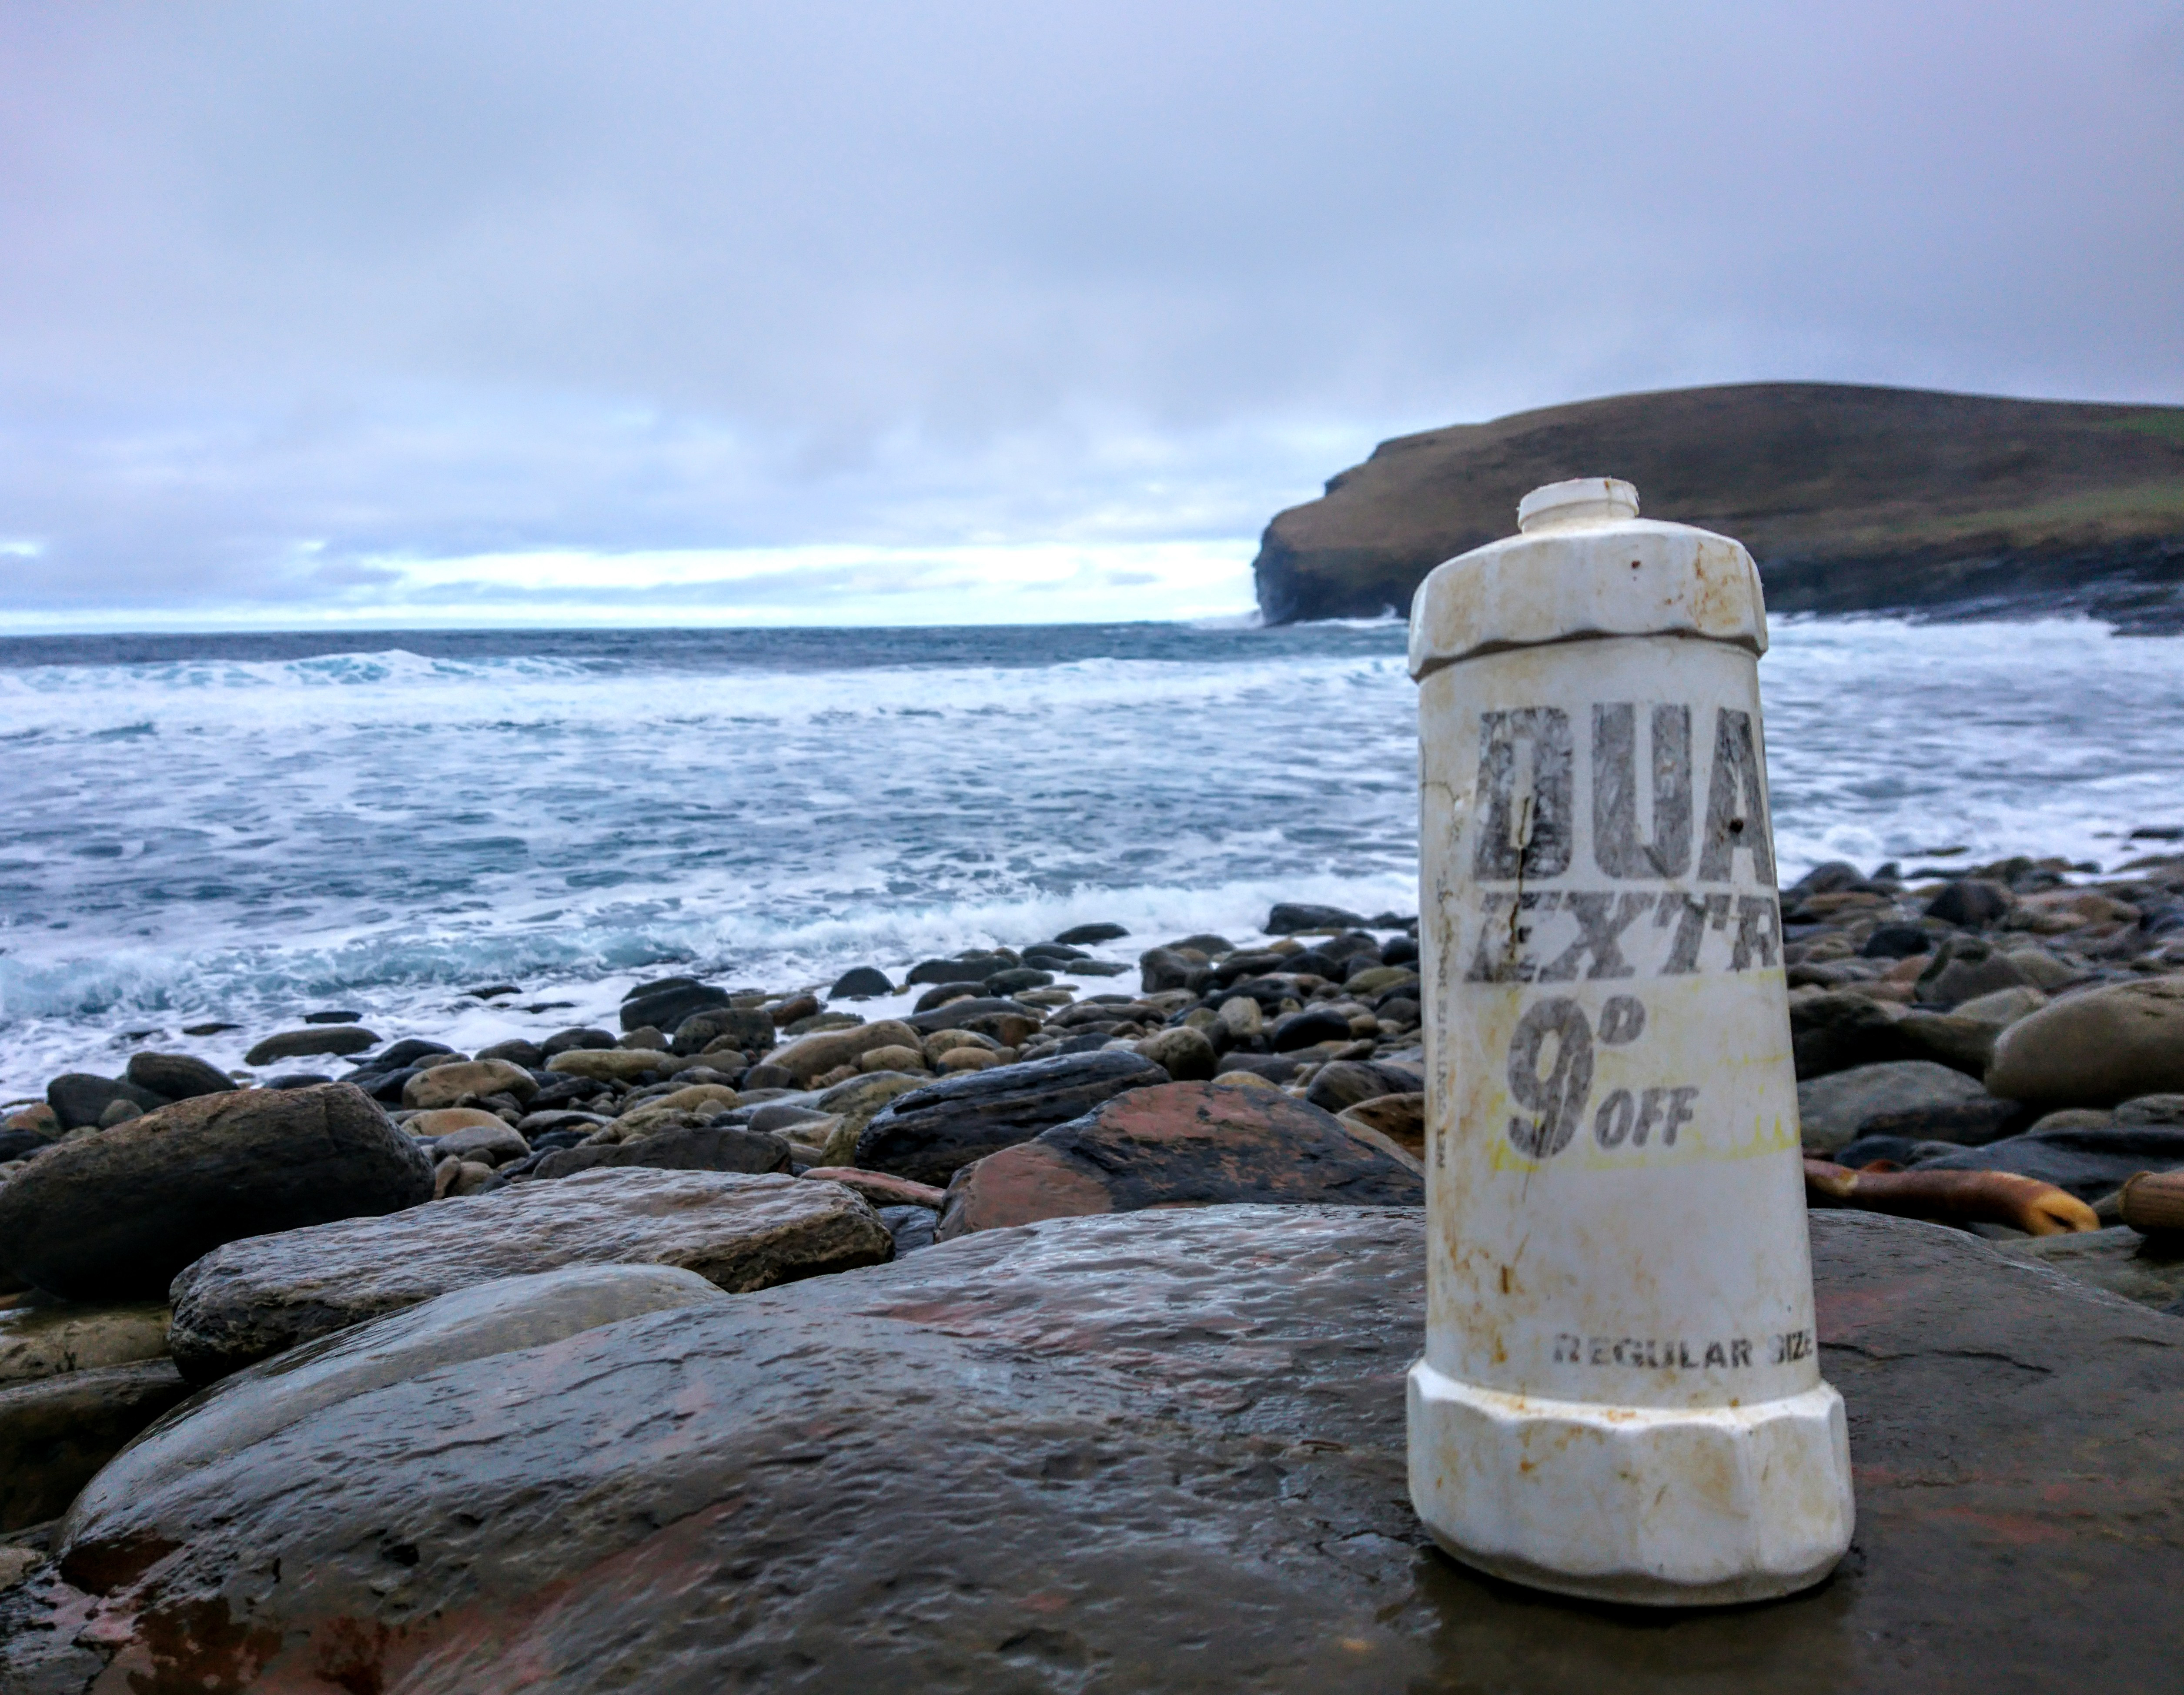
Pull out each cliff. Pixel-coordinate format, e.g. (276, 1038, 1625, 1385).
(1251, 383, 2184, 629)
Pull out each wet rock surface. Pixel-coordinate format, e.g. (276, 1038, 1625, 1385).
(0, 1085, 433, 1302)
(935, 1081, 1423, 1238)
(0, 1360, 191, 1532)
(7, 1207, 2183, 1693)
(853, 1049, 1167, 1186)
(164, 1168, 892, 1383)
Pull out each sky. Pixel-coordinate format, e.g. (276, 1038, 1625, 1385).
(2, 1, 2180, 631)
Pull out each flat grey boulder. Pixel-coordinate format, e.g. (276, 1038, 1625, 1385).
(14, 1208, 2184, 1692)
(854, 1049, 1167, 1185)
(70, 1266, 726, 1543)
(0, 1084, 432, 1302)
(1796, 1059, 1990, 1153)
(165, 1168, 893, 1383)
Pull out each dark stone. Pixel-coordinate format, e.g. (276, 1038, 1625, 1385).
(1049, 1031, 1114, 1056)
(1054, 922, 1130, 944)
(529, 1074, 609, 1110)
(43, 1075, 167, 1133)
(180, 1022, 240, 1037)
(1855, 1096, 2037, 1148)
(670, 1007, 776, 1057)
(619, 983, 730, 1036)
(1791, 991, 1910, 1079)
(541, 1026, 618, 1058)
(1376, 996, 1422, 1028)
(1380, 933, 1419, 966)
(983, 967, 1054, 997)
(903, 997, 1042, 1035)
(1211, 1052, 1305, 1083)
(345, 1066, 418, 1103)
(1913, 1121, 2184, 1200)
(906, 953, 1014, 987)
(828, 966, 895, 1000)
(1271, 1006, 1356, 1052)
(28, 1208, 2184, 1692)
(1137, 946, 1206, 993)
(259, 1073, 333, 1091)
(475, 1038, 545, 1070)
(1062, 959, 1130, 977)
(876, 1204, 938, 1254)
(529, 1124, 793, 1182)
(357, 1037, 455, 1070)
(0, 1084, 434, 1303)
(0, 1360, 191, 1531)
(741, 1063, 794, 1092)
(300, 1009, 365, 1025)
(937, 1083, 1423, 1236)
(1860, 923, 1933, 960)
(1789, 860, 1864, 896)
(122, 1053, 235, 1101)
(0, 1127, 55, 1161)
(1265, 902, 1369, 933)
(1020, 943, 1088, 966)
(1926, 878, 2014, 929)
(164, 1170, 893, 1384)
(1304, 1060, 1419, 1114)
(243, 1026, 378, 1067)
(854, 1050, 1167, 1186)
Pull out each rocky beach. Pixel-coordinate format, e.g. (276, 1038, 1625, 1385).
(5, 621, 2184, 1687)
(7, 847, 2184, 1685)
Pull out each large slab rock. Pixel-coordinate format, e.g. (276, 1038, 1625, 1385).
(13, 1208, 2184, 1692)
(0, 1085, 432, 1303)
(74, 1267, 726, 1543)
(165, 1168, 892, 1383)
(853, 1049, 1167, 1185)
(936, 1080, 1422, 1237)
(1987, 976, 2184, 1107)
(0, 1360, 191, 1531)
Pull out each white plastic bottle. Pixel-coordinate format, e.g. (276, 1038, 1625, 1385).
(1405, 477, 1853, 1605)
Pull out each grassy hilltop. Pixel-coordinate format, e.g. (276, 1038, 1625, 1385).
(1251, 382, 2184, 629)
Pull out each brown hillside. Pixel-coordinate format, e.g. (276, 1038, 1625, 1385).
(1251, 383, 2184, 628)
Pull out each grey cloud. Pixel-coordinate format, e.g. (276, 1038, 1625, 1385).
(1, 0, 2179, 617)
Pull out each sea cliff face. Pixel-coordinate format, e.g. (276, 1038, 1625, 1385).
(1251, 382, 2184, 628)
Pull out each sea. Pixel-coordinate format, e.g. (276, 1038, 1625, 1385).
(3, 615, 2181, 1096)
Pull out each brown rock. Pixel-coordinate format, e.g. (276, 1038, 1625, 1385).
(33, 1207, 2184, 1691)
(936, 1080, 1422, 1238)
(1987, 976, 2184, 1108)
(1133, 1024, 1218, 1080)
(768, 1020, 921, 1087)
(545, 1048, 672, 1083)
(402, 1059, 538, 1110)
(1337, 1091, 1425, 1160)
(0, 1085, 432, 1303)
(166, 1168, 893, 1382)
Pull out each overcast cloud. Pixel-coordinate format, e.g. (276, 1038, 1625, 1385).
(2, 0, 2180, 627)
